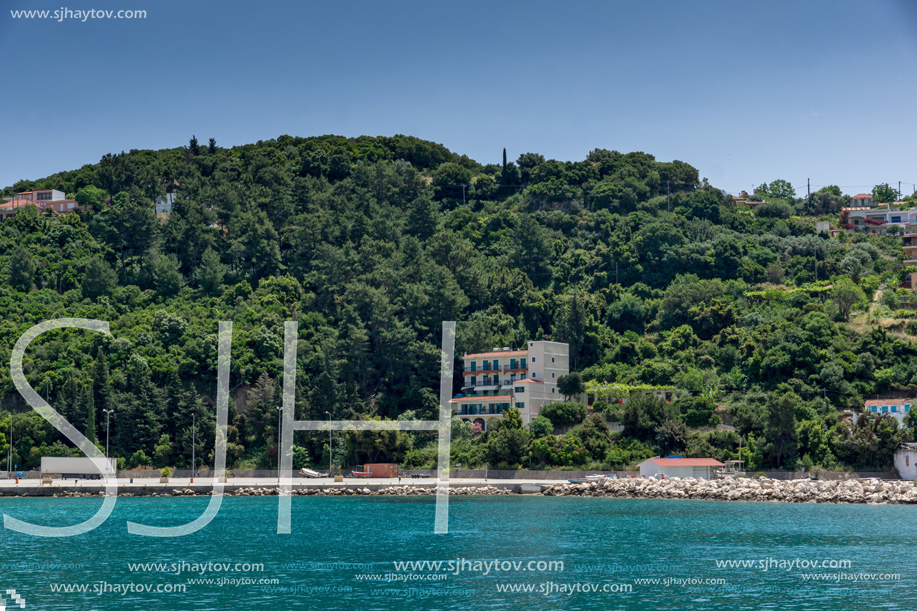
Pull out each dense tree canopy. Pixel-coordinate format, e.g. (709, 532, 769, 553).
(0, 136, 912, 472)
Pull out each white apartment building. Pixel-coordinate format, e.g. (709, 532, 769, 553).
(451, 341, 569, 429)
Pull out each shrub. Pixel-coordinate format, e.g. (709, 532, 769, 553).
(540, 401, 588, 427)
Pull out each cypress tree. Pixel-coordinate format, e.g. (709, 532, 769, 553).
(92, 357, 112, 422)
(85, 381, 97, 444)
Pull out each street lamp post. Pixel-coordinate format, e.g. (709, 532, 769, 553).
(325, 411, 332, 475)
(7, 411, 13, 477)
(277, 406, 283, 483)
(103, 409, 114, 474)
(191, 413, 196, 482)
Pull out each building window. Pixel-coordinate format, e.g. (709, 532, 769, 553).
(872, 406, 877, 412)
(892, 406, 897, 413)
(510, 358, 516, 369)
(551, 357, 555, 362)
(516, 402, 523, 410)
(510, 374, 516, 383)
(483, 360, 490, 370)
(470, 361, 476, 372)
(515, 387, 524, 393)
(493, 360, 499, 369)
(470, 376, 476, 386)
(552, 372, 555, 378)
(493, 375, 500, 385)
(36, 192, 52, 201)
(882, 406, 888, 413)
(531, 357, 536, 363)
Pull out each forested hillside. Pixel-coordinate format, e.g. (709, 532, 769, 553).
(1, 134, 915, 473)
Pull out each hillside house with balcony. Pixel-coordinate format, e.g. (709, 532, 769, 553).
(451, 341, 569, 430)
(0, 189, 80, 220)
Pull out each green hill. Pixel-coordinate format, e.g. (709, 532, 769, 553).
(0, 134, 913, 473)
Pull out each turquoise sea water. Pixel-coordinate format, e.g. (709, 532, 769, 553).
(0, 495, 914, 610)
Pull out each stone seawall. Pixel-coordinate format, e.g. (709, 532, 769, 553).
(542, 476, 917, 504)
(5, 478, 916, 504)
(2, 485, 515, 498)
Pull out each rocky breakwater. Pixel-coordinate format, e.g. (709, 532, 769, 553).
(542, 477, 917, 505)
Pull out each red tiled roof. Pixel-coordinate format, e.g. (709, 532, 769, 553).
(514, 379, 543, 384)
(450, 395, 513, 403)
(864, 399, 915, 406)
(851, 194, 873, 199)
(464, 350, 527, 359)
(644, 458, 724, 467)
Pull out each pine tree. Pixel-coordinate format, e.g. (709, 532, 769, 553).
(82, 257, 118, 299)
(8, 246, 37, 291)
(196, 247, 224, 296)
(208, 138, 217, 154)
(189, 135, 200, 156)
(117, 356, 161, 456)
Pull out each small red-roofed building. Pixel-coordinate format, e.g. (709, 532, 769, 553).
(850, 193, 875, 207)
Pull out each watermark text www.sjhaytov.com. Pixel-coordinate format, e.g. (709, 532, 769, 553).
(390, 558, 564, 575)
(10, 8, 146, 21)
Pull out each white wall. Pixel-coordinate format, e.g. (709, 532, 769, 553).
(895, 447, 917, 481)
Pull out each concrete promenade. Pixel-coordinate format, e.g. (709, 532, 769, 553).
(0, 476, 556, 495)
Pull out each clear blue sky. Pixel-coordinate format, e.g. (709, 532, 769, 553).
(1, 0, 915, 197)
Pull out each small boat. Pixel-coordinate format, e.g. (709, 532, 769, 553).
(569, 474, 616, 483)
(714, 460, 746, 479)
(351, 465, 372, 477)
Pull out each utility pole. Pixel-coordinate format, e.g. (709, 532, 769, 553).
(807, 178, 810, 198)
(899, 181, 902, 200)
